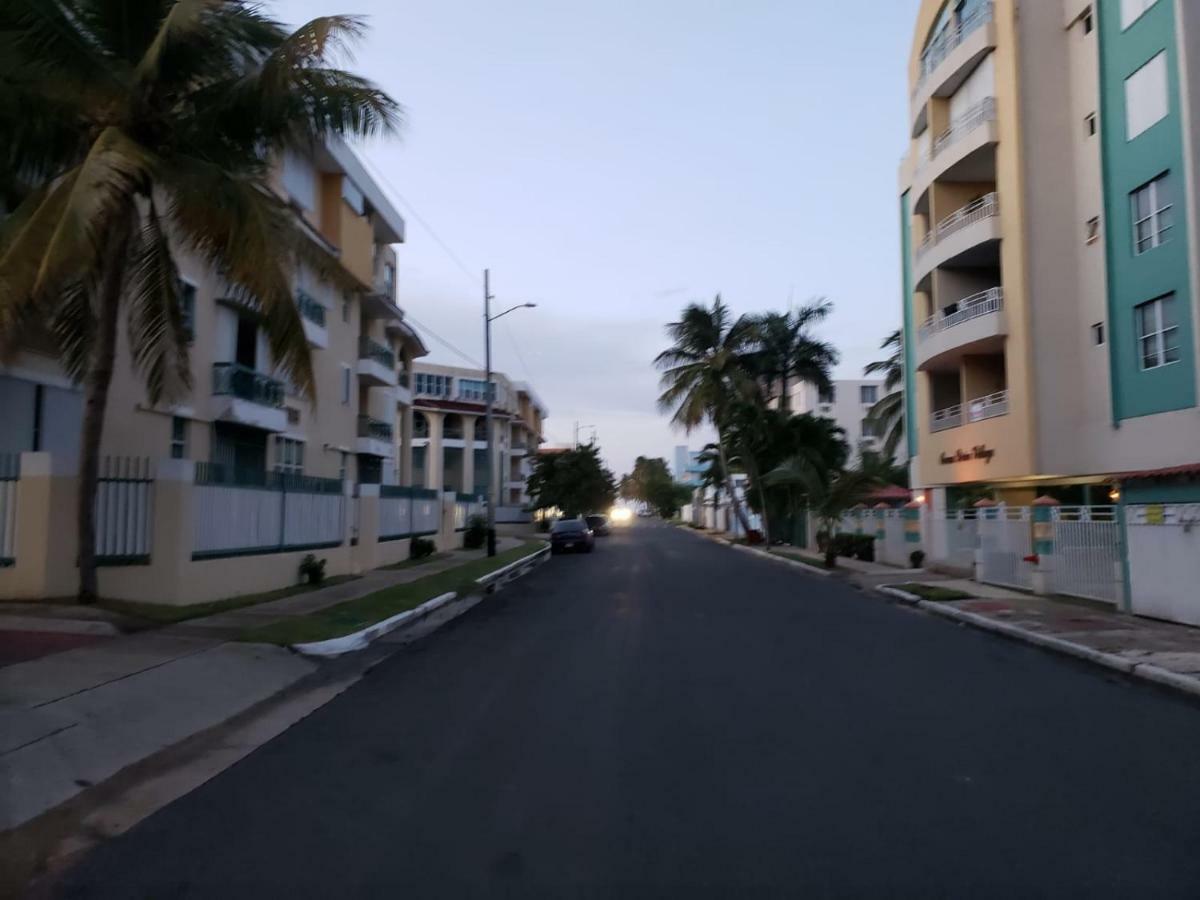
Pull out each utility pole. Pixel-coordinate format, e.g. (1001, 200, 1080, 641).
(574, 421, 596, 449)
(484, 269, 496, 557)
(482, 272, 537, 558)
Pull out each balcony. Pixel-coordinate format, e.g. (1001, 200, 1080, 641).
(297, 290, 328, 349)
(357, 335, 397, 386)
(930, 389, 1009, 433)
(912, 3, 996, 128)
(211, 363, 287, 432)
(913, 193, 1000, 284)
(395, 370, 413, 407)
(356, 415, 394, 458)
(917, 288, 1006, 369)
(912, 97, 998, 202)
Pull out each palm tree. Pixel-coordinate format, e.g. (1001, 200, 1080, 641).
(754, 300, 839, 411)
(864, 329, 905, 460)
(655, 296, 759, 535)
(764, 460, 876, 568)
(0, 2, 400, 603)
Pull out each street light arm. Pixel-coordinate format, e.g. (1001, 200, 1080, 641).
(488, 302, 537, 323)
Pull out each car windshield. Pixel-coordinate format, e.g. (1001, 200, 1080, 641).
(552, 520, 587, 534)
(586, 516, 606, 526)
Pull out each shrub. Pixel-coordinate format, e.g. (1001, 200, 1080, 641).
(536, 519, 551, 533)
(463, 514, 488, 550)
(910, 550, 926, 569)
(410, 537, 436, 560)
(298, 554, 326, 586)
(831, 533, 875, 562)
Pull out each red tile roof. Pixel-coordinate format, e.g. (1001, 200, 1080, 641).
(1117, 463, 1200, 482)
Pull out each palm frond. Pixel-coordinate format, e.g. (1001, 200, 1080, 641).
(126, 198, 191, 404)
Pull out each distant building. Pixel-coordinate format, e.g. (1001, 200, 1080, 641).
(787, 379, 906, 465)
(673, 446, 706, 486)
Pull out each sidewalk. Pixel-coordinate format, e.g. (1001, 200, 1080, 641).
(0, 538, 527, 833)
(881, 578, 1200, 699)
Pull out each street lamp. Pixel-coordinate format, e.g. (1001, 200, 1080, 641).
(484, 268, 536, 556)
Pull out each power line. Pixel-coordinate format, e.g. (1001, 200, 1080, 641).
(402, 312, 483, 369)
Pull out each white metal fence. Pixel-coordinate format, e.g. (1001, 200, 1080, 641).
(879, 511, 908, 567)
(1051, 506, 1122, 604)
(379, 487, 414, 541)
(941, 509, 979, 571)
(1126, 504, 1200, 625)
(0, 454, 17, 566)
(95, 457, 155, 564)
(192, 467, 346, 559)
(413, 491, 441, 535)
(978, 506, 1033, 590)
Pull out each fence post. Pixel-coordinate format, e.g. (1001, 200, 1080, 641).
(903, 500, 923, 566)
(973, 499, 997, 583)
(1031, 495, 1060, 596)
(437, 491, 458, 552)
(355, 483, 380, 572)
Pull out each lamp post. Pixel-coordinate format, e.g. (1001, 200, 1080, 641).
(484, 269, 536, 557)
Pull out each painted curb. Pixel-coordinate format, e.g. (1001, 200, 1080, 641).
(292, 591, 459, 657)
(293, 545, 551, 658)
(877, 585, 923, 605)
(732, 543, 833, 578)
(1131, 664, 1200, 699)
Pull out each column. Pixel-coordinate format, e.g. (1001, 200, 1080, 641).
(461, 414, 476, 496)
(903, 500, 923, 568)
(399, 404, 414, 486)
(424, 411, 444, 492)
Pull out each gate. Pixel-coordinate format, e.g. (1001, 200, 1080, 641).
(978, 506, 1033, 590)
(942, 509, 979, 571)
(1052, 506, 1122, 604)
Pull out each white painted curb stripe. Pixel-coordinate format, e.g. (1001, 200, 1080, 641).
(293, 591, 458, 657)
(731, 543, 833, 578)
(877, 585, 923, 604)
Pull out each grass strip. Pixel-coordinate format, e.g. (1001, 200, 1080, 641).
(380, 552, 450, 571)
(239, 542, 545, 646)
(771, 548, 833, 570)
(890, 583, 973, 602)
(100, 575, 361, 625)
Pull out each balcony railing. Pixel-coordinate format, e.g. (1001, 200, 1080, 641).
(919, 288, 1003, 341)
(917, 2, 994, 92)
(212, 363, 285, 408)
(358, 335, 395, 369)
(933, 97, 997, 157)
(931, 405, 963, 433)
(357, 415, 394, 442)
(915, 193, 999, 262)
(931, 389, 1009, 432)
(967, 390, 1009, 422)
(296, 290, 326, 327)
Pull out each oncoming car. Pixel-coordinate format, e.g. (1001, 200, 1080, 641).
(585, 514, 611, 536)
(550, 518, 595, 554)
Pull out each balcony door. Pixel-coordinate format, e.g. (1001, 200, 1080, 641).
(236, 315, 257, 369)
(212, 422, 267, 480)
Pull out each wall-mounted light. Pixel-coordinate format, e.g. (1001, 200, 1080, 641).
(1108, 487, 1121, 502)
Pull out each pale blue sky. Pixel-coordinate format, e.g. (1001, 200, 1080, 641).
(277, 0, 922, 475)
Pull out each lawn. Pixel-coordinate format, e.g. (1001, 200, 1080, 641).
(239, 541, 545, 646)
(889, 583, 973, 602)
(100, 575, 361, 625)
(771, 548, 833, 570)
(380, 552, 450, 570)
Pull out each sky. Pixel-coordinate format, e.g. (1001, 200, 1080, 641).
(276, 0, 922, 477)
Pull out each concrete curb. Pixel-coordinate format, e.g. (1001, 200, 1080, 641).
(293, 545, 551, 658)
(877, 585, 923, 605)
(731, 543, 833, 578)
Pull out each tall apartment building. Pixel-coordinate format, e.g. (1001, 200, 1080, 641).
(786, 379, 902, 464)
(899, 0, 1200, 506)
(0, 137, 427, 487)
(410, 362, 547, 511)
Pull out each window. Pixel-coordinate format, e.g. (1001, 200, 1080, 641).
(860, 385, 878, 405)
(338, 451, 348, 482)
(860, 418, 881, 439)
(1086, 217, 1101, 245)
(169, 416, 188, 459)
(459, 378, 492, 401)
(1131, 173, 1173, 254)
(1092, 322, 1106, 346)
(1125, 51, 1169, 140)
(275, 437, 304, 475)
(1082, 10, 1094, 33)
(1085, 113, 1097, 136)
(415, 373, 451, 397)
(1121, 0, 1159, 29)
(281, 150, 317, 211)
(1137, 294, 1180, 370)
(179, 280, 196, 342)
(340, 365, 351, 405)
(818, 386, 836, 405)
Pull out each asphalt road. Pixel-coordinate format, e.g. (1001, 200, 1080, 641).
(55, 522, 1200, 898)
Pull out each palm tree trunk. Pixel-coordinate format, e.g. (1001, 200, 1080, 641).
(779, 373, 789, 413)
(77, 218, 131, 604)
(715, 431, 753, 538)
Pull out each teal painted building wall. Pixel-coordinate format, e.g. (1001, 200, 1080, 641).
(899, 191, 918, 460)
(1098, 0, 1196, 421)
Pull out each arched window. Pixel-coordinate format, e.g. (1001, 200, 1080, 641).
(413, 412, 429, 439)
(474, 418, 487, 441)
(443, 414, 463, 440)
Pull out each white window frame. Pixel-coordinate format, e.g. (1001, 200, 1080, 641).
(1136, 294, 1180, 370)
(170, 416, 188, 459)
(1125, 51, 1169, 140)
(274, 436, 305, 475)
(1121, 0, 1159, 30)
(1130, 173, 1173, 255)
(859, 385, 878, 405)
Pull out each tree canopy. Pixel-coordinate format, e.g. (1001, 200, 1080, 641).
(527, 446, 616, 518)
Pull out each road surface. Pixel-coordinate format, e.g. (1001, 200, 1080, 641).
(55, 522, 1200, 897)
